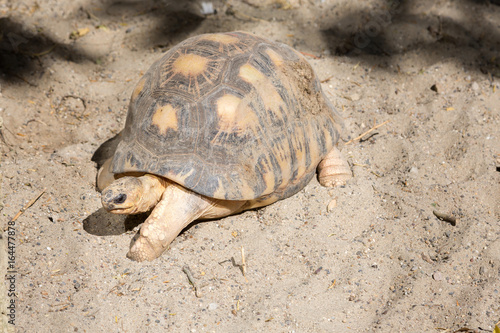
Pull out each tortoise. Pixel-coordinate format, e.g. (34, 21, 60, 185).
(97, 31, 351, 262)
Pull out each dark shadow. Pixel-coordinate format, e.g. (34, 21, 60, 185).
(83, 208, 212, 260)
(0, 0, 204, 86)
(0, 17, 89, 86)
(89, 0, 205, 50)
(83, 206, 249, 243)
(469, 0, 500, 4)
(322, 0, 500, 77)
(91, 131, 122, 169)
(83, 208, 148, 236)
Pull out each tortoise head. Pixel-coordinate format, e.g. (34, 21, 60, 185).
(101, 177, 144, 214)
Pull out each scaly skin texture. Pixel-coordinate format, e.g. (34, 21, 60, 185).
(127, 183, 203, 261)
(317, 146, 352, 187)
(128, 181, 246, 261)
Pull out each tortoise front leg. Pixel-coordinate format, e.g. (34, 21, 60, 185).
(127, 181, 245, 261)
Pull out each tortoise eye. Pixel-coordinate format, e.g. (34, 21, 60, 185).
(114, 194, 127, 204)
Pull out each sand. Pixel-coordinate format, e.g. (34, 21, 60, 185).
(1, 0, 499, 332)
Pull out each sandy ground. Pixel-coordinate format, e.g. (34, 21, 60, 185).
(0, 0, 499, 332)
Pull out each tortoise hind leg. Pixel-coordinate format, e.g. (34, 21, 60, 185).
(317, 146, 352, 187)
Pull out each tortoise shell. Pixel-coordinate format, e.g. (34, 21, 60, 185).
(112, 31, 343, 201)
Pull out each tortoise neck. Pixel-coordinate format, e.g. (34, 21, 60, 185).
(136, 174, 169, 212)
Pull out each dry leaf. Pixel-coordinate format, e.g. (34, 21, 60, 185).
(70, 27, 90, 39)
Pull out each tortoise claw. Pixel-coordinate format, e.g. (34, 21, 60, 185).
(127, 236, 163, 262)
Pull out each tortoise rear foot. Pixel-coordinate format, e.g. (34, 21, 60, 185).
(317, 146, 352, 187)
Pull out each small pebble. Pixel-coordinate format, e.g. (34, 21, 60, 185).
(327, 198, 337, 212)
(208, 303, 218, 311)
(433, 271, 443, 281)
(350, 93, 360, 101)
(471, 82, 479, 92)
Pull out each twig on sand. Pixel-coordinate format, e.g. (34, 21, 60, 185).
(25, 44, 56, 58)
(182, 266, 202, 297)
(241, 246, 248, 282)
(346, 120, 389, 145)
(10, 189, 46, 223)
(321, 75, 335, 83)
(300, 51, 320, 59)
(12, 73, 38, 87)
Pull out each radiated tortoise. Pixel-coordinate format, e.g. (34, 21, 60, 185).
(97, 31, 351, 261)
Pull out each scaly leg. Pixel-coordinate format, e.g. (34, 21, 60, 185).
(127, 181, 245, 261)
(317, 146, 352, 187)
